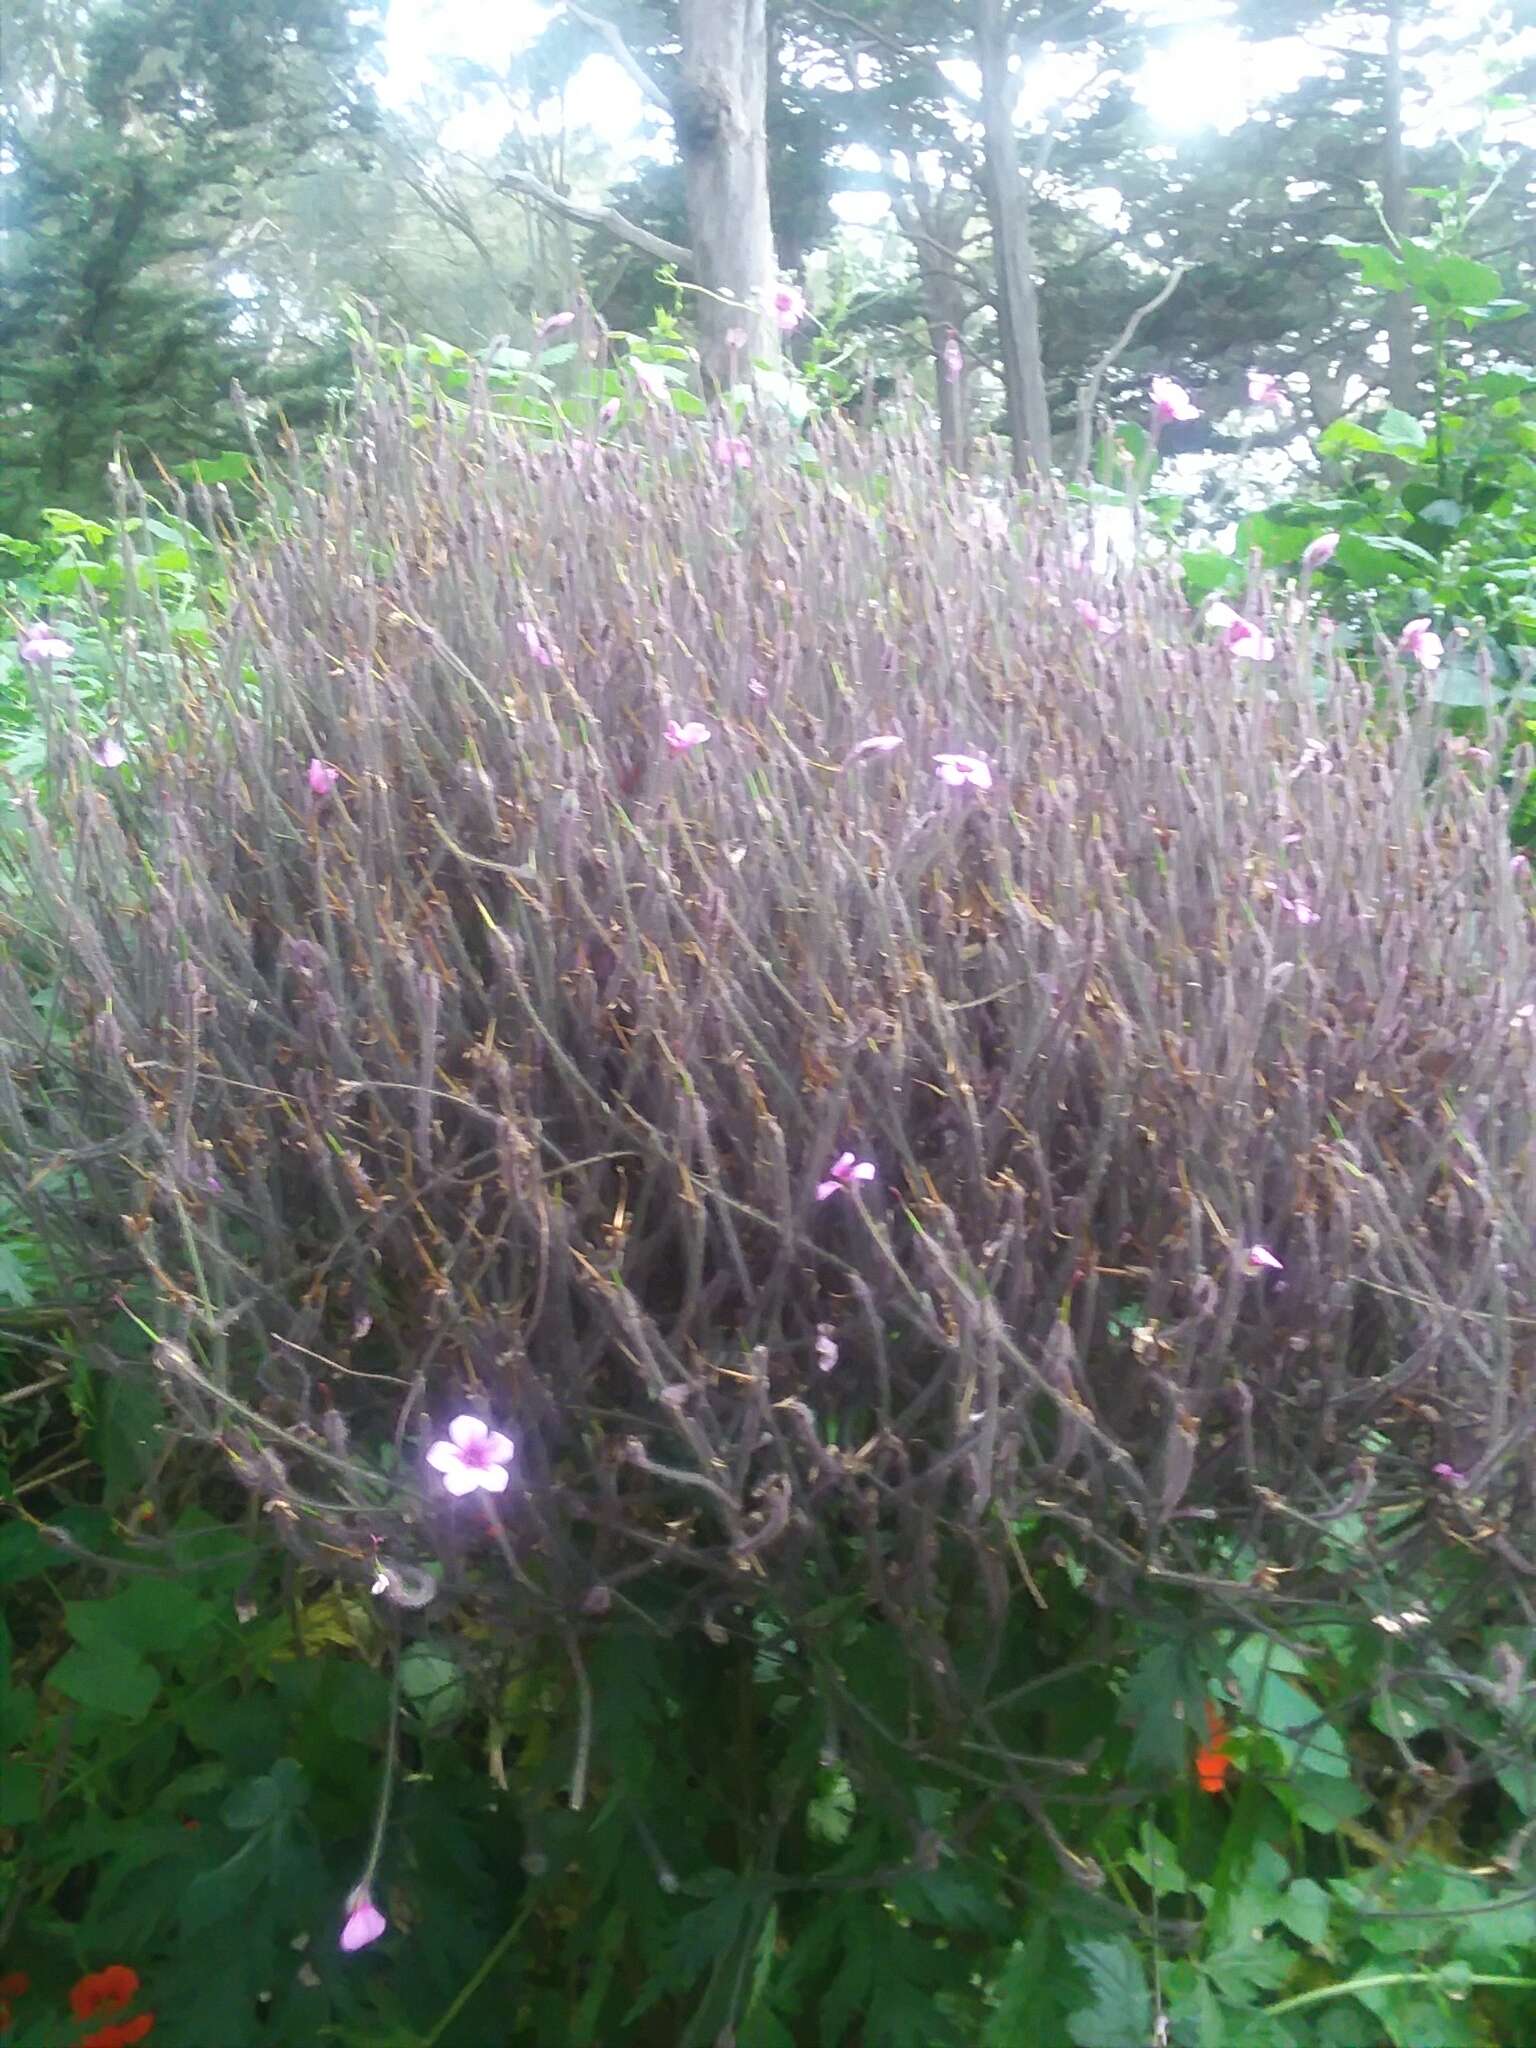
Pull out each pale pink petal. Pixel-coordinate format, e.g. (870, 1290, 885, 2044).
(850, 1162, 877, 1183)
(448, 1414, 489, 1450)
(1245, 1244, 1283, 1273)
(425, 1441, 459, 1472)
(815, 1180, 841, 1202)
(476, 1462, 510, 1493)
(340, 1891, 387, 1952)
(440, 1462, 481, 1496)
(483, 1431, 515, 1464)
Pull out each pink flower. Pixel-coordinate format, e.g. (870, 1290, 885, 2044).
(426, 1414, 515, 1496)
(90, 733, 128, 768)
(1073, 598, 1120, 636)
(771, 282, 807, 332)
(1149, 376, 1199, 425)
(665, 719, 711, 753)
(847, 732, 903, 760)
(632, 359, 670, 401)
(1301, 531, 1339, 572)
(1207, 602, 1274, 661)
(1399, 617, 1443, 672)
(599, 396, 621, 425)
(308, 757, 339, 798)
(340, 1887, 387, 1952)
(942, 331, 964, 384)
(934, 751, 993, 790)
(518, 619, 556, 666)
(536, 309, 576, 338)
(712, 433, 752, 469)
(1278, 896, 1320, 925)
(725, 326, 749, 353)
(1246, 369, 1287, 410)
(1244, 1244, 1283, 1274)
(18, 622, 73, 663)
(1432, 1461, 1467, 1488)
(816, 1152, 877, 1202)
(815, 1324, 839, 1371)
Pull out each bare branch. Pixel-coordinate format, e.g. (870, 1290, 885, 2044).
(496, 165, 693, 269)
(559, 1, 675, 115)
(1072, 263, 1187, 477)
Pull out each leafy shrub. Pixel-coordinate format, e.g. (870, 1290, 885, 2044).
(5, 367, 1536, 2042)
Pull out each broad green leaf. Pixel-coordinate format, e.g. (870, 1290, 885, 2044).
(49, 1641, 160, 1719)
(1120, 1640, 1207, 1776)
(1280, 1877, 1331, 1948)
(1317, 420, 1388, 457)
(66, 1579, 208, 1657)
(1067, 1936, 1152, 2048)
(1324, 239, 1408, 291)
(1228, 1635, 1349, 1777)
(399, 1643, 466, 1730)
(221, 1756, 308, 1830)
(174, 451, 251, 484)
(1376, 408, 1428, 451)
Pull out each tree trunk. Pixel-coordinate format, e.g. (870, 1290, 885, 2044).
(975, 0, 1052, 477)
(1382, 0, 1417, 409)
(676, 0, 780, 387)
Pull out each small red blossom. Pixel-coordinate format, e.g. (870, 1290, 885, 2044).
(70, 1968, 139, 2021)
(81, 2014, 155, 2048)
(1194, 1701, 1234, 1794)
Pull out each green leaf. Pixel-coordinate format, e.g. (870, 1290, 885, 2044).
(1400, 249, 1504, 313)
(399, 1643, 466, 1730)
(1067, 1936, 1152, 2048)
(536, 342, 579, 368)
(1318, 420, 1388, 458)
(1280, 1878, 1332, 1948)
(1179, 550, 1237, 598)
(1120, 1640, 1207, 1776)
(807, 1767, 856, 1845)
(174, 451, 251, 484)
(221, 1756, 308, 1830)
(1228, 1635, 1349, 1777)
(1376, 408, 1428, 451)
(66, 1579, 208, 1657)
(49, 1641, 160, 1719)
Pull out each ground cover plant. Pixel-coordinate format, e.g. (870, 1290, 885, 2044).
(5, 372, 1536, 2044)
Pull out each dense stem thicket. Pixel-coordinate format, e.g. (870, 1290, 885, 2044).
(3, 379, 1534, 1820)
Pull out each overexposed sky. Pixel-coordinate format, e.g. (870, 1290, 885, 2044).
(378, 0, 1535, 215)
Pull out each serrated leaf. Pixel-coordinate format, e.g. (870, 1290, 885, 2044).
(1066, 1936, 1152, 2048)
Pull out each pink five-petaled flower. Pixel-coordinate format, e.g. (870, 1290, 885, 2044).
(1149, 376, 1199, 425)
(91, 733, 128, 768)
(1246, 369, 1287, 410)
(308, 756, 339, 798)
(934, 751, 993, 790)
(426, 1414, 515, 1496)
(943, 330, 964, 384)
(817, 1152, 877, 1202)
(1074, 598, 1121, 636)
(1301, 531, 1340, 573)
(1399, 617, 1444, 672)
(18, 621, 73, 663)
(664, 718, 711, 754)
(1244, 1244, 1283, 1274)
(712, 432, 752, 470)
(771, 282, 807, 332)
(340, 1887, 387, 1952)
(1206, 601, 1275, 662)
(847, 732, 903, 761)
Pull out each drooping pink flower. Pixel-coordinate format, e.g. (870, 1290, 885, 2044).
(1073, 598, 1121, 636)
(712, 433, 752, 469)
(517, 619, 556, 666)
(1149, 376, 1199, 425)
(847, 733, 903, 760)
(770, 282, 807, 332)
(942, 330, 964, 384)
(536, 309, 576, 338)
(1399, 617, 1443, 672)
(1244, 1244, 1283, 1274)
(817, 1152, 877, 1202)
(340, 1887, 387, 1952)
(17, 622, 73, 663)
(1301, 531, 1339, 573)
(934, 751, 993, 790)
(90, 733, 128, 768)
(1207, 601, 1274, 661)
(426, 1414, 515, 1496)
(664, 718, 711, 753)
(308, 757, 339, 798)
(815, 1324, 839, 1371)
(1246, 369, 1287, 410)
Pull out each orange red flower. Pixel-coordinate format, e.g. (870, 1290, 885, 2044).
(1194, 1701, 1235, 1794)
(69, 1967, 153, 2045)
